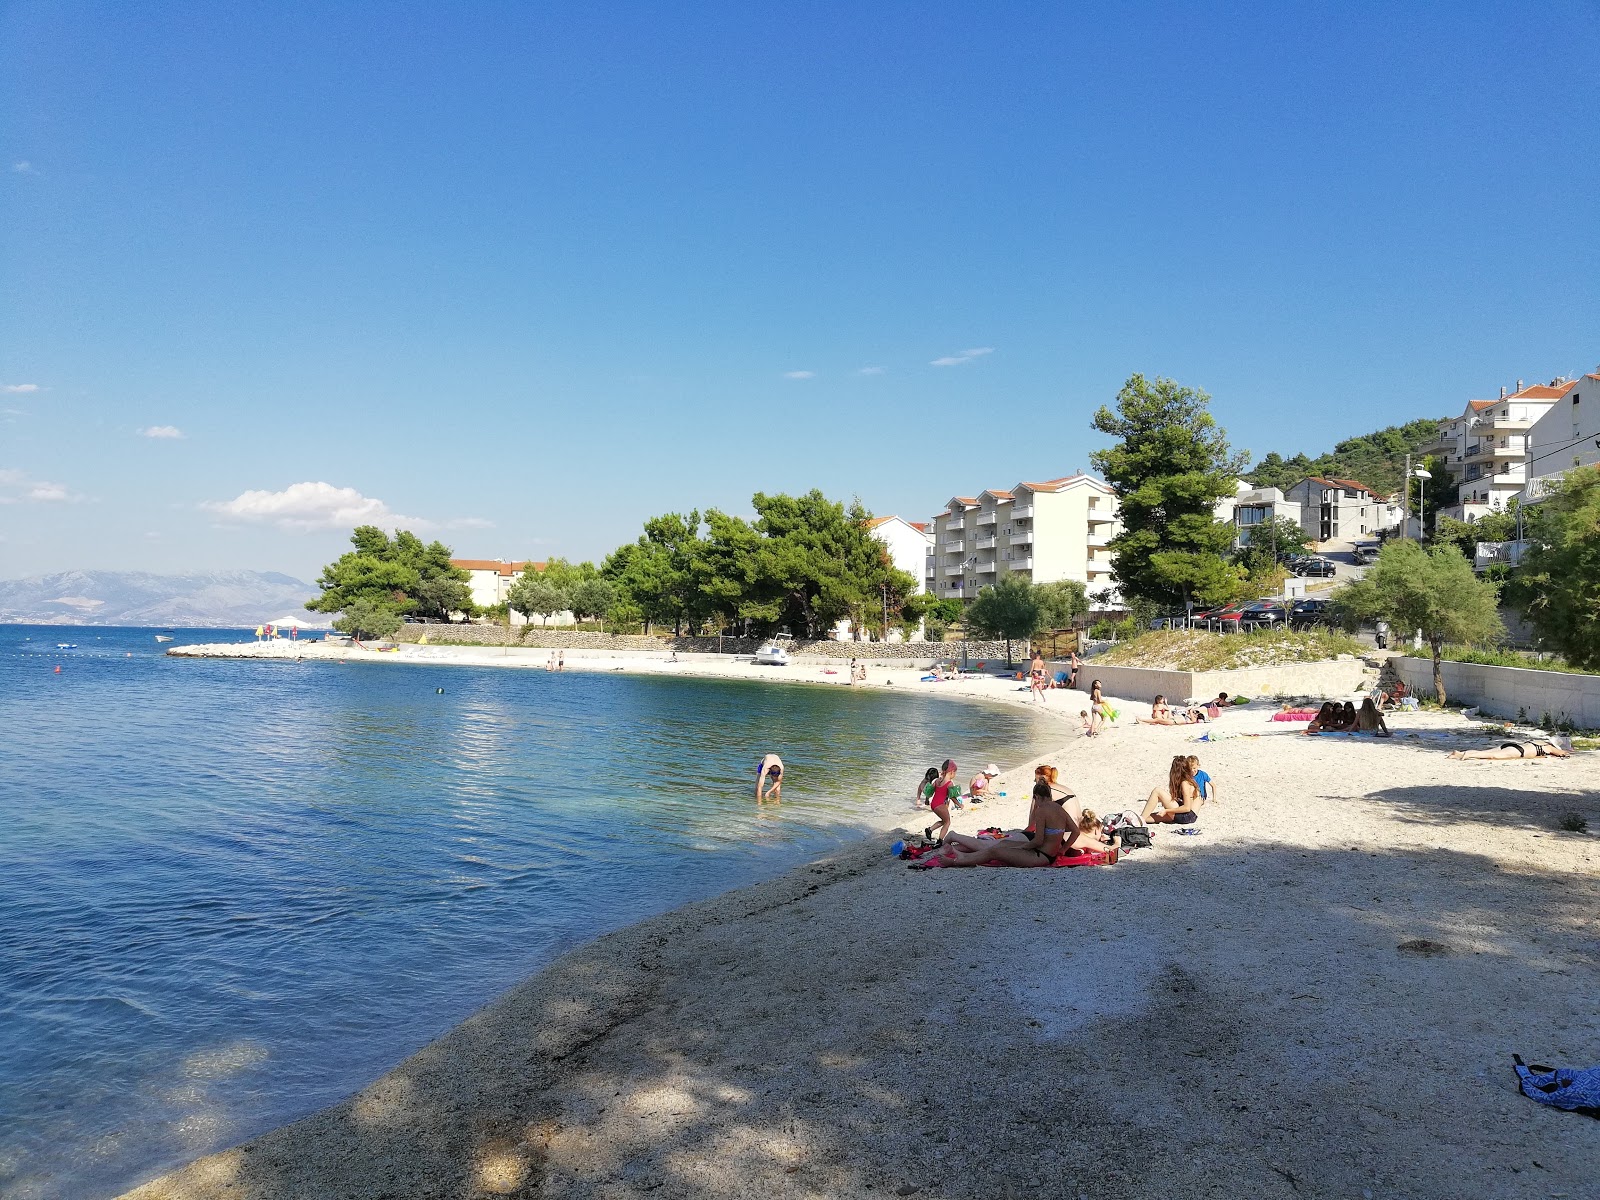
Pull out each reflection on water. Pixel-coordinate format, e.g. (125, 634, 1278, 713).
(0, 626, 1047, 1198)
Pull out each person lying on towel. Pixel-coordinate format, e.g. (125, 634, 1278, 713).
(921, 781, 1088, 867)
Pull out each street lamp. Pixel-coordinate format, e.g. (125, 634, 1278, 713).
(1412, 467, 1432, 540)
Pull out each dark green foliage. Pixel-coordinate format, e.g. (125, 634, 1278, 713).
(1090, 374, 1248, 609)
(1247, 419, 1443, 497)
(332, 597, 403, 641)
(306, 526, 473, 621)
(604, 491, 921, 639)
(1232, 515, 1312, 573)
(1514, 469, 1600, 669)
(1035, 579, 1089, 630)
(964, 577, 1045, 664)
(1433, 503, 1521, 560)
(1558, 812, 1588, 833)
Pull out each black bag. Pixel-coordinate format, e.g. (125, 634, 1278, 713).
(1112, 814, 1153, 850)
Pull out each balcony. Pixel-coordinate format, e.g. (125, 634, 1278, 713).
(1007, 557, 1033, 571)
(943, 585, 964, 597)
(1484, 415, 1534, 432)
(1464, 443, 1490, 459)
(1086, 511, 1115, 525)
(1011, 505, 1034, 519)
(945, 518, 964, 531)
(942, 538, 965, 551)
(1009, 533, 1032, 546)
(1086, 531, 1110, 549)
(1487, 440, 1527, 459)
(974, 511, 998, 526)
(975, 561, 997, 573)
(974, 534, 997, 549)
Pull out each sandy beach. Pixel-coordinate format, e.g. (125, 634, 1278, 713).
(126, 646, 1600, 1199)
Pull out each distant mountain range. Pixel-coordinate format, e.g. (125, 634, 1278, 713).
(0, 570, 322, 627)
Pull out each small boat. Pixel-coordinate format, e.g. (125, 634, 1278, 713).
(56, 643, 77, 649)
(752, 643, 790, 667)
(154, 635, 174, 643)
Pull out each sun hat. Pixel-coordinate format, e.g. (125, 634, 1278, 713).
(984, 764, 999, 776)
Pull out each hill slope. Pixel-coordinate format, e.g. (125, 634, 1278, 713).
(0, 570, 320, 627)
(1247, 418, 1443, 496)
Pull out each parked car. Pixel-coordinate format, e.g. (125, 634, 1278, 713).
(1290, 598, 1335, 628)
(1291, 556, 1338, 578)
(752, 643, 791, 666)
(1236, 600, 1287, 628)
(1352, 544, 1381, 565)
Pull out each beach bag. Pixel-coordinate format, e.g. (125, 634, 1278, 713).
(1108, 812, 1152, 850)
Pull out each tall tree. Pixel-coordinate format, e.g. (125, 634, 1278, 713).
(1333, 541, 1503, 704)
(1231, 515, 1312, 574)
(1034, 579, 1089, 630)
(305, 525, 472, 620)
(1091, 374, 1248, 609)
(1511, 469, 1600, 667)
(507, 571, 567, 627)
(964, 577, 1045, 665)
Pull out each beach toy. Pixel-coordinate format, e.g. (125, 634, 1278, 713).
(890, 840, 906, 857)
(53, 666, 61, 673)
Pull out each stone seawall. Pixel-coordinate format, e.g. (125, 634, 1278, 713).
(393, 624, 1020, 661)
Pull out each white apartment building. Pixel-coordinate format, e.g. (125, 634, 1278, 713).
(1525, 373, 1600, 498)
(450, 558, 576, 625)
(929, 473, 1120, 607)
(864, 515, 934, 593)
(1282, 477, 1384, 542)
(1432, 379, 1570, 519)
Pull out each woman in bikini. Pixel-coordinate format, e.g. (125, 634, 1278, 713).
(1029, 651, 1048, 704)
(1137, 694, 1197, 725)
(922, 781, 1080, 867)
(1353, 698, 1393, 737)
(1304, 701, 1338, 735)
(1088, 679, 1112, 735)
(1141, 755, 1201, 825)
(1448, 739, 1571, 761)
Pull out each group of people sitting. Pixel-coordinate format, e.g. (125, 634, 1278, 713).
(912, 756, 1212, 868)
(1134, 692, 1237, 727)
(1305, 698, 1392, 736)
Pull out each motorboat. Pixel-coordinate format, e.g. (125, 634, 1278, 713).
(154, 635, 174, 643)
(752, 642, 791, 667)
(55, 643, 77, 649)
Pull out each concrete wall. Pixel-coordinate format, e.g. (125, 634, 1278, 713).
(393, 623, 1019, 662)
(1065, 658, 1373, 706)
(1390, 655, 1600, 727)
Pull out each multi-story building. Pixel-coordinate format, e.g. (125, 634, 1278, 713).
(1217, 482, 1305, 546)
(1450, 380, 1569, 518)
(929, 473, 1120, 606)
(450, 558, 576, 625)
(1525, 373, 1600, 499)
(863, 515, 934, 593)
(1282, 477, 1384, 543)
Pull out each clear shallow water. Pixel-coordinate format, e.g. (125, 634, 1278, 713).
(0, 626, 1047, 1198)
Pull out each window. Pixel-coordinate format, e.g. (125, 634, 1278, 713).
(1343, 489, 1359, 499)
(1088, 497, 1098, 510)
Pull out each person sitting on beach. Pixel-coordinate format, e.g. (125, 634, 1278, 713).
(1353, 698, 1393, 737)
(1448, 739, 1571, 761)
(756, 753, 785, 802)
(1141, 755, 1202, 825)
(923, 759, 959, 845)
(968, 764, 999, 804)
(1304, 702, 1339, 735)
(1336, 700, 1357, 729)
(920, 781, 1089, 867)
(1375, 679, 1408, 711)
(1079, 709, 1093, 736)
(1137, 695, 1197, 726)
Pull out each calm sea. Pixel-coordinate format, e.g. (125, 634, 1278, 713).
(0, 625, 1046, 1199)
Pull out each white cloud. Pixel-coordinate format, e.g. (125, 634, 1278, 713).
(139, 425, 185, 439)
(2, 383, 40, 393)
(202, 480, 489, 533)
(783, 370, 815, 380)
(930, 347, 995, 367)
(12, 161, 37, 174)
(0, 468, 79, 504)
(857, 366, 886, 376)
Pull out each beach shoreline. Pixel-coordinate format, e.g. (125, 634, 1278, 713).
(117, 671, 1600, 1199)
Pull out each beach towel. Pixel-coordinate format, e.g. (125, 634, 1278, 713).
(1513, 1056, 1600, 1118)
(908, 847, 1117, 869)
(1272, 710, 1319, 722)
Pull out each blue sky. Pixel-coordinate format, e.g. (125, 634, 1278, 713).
(3, 1, 1598, 580)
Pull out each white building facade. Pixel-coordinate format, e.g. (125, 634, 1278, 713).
(450, 558, 577, 625)
(1283, 477, 1384, 543)
(929, 473, 1120, 608)
(1525, 373, 1600, 499)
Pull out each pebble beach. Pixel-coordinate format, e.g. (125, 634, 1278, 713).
(126, 640, 1600, 1199)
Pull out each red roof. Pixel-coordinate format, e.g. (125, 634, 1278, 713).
(451, 559, 544, 576)
(1016, 473, 1109, 493)
(1507, 383, 1571, 400)
(1305, 476, 1376, 495)
(1468, 399, 1497, 411)
(909, 521, 929, 533)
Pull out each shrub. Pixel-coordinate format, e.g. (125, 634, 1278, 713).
(1558, 812, 1589, 834)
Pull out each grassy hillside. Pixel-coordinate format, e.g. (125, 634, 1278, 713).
(1246, 418, 1443, 497)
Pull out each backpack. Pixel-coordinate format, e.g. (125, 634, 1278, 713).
(1107, 811, 1153, 850)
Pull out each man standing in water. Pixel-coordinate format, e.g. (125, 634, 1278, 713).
(755, 753, 784, 802)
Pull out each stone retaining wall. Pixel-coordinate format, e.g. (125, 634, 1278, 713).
(1057, 657, 1374, 705)
(394, 624, 1017, 662)
(1390, 655, 1600, 727)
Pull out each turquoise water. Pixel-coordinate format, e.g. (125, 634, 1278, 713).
(0, 626, 1046, 1198)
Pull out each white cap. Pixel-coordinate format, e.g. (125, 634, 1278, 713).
(984, 763, 999, 776)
